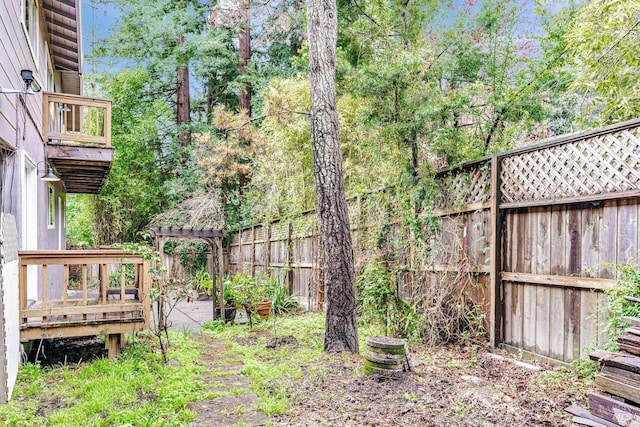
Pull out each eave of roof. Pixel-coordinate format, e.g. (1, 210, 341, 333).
(43, 0, 83, 95)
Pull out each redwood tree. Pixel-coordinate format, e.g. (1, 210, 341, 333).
(307, 0, 359, 353)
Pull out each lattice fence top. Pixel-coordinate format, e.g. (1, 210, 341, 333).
(501, 126, 640, 204)
(435, 161, 492, 210)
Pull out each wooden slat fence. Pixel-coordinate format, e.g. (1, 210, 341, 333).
(227, 118, 640, 363)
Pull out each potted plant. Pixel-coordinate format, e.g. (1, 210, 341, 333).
(229, 274, 274, 326)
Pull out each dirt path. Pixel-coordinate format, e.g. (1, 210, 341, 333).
(189, 334, 269, 427)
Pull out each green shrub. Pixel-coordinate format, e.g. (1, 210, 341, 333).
(602, 264, 640, 350)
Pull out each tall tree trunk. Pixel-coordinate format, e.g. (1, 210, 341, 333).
(176, 33, 191, 148)
(238, 0, 251, 115)
(307, 0, 359, 353)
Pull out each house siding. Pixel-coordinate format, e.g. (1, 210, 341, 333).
(0, 0, 65, 253)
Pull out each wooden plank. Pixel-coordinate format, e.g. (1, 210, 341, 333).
(499, 189, 640, 210)
(567, 207, 582, 276)
(581, 206, 601, 276)
(602, 365, 640, 382)
(625, 296, 640, 304)
(523, 284, 537, 352)
(565, 405, 621, 427)
(626, 327, 640, 337)
(434, 201, 491, 217)
(597, 292, 610, 348)
(107, 334, 122, 359)
(62, 264, 69, 310)
(120, 268, 126, 305)
(594, 374, 640, 405)
(580, 290, 599, 358)
(550, 205, 566, 276)
(571, 416, 610, 427)
(142, 259, 152, 328)
(512, 282, 524, 348)
(622, 317, 640, 328)
(617, 199, 638, 265)
(599, 200, 618, 279)
(549, 287, 565, 360)
(20, 320, 145, 341)
(590, 350, 640, 374)
(23, 303, 145, 317)
(565, 284, 582, 362)
(100, 264, 108, 307)
(618, 343, 640, 356)
(589, 393, 640, 427)
(82, 264, 88, 307)
(535, 208, 551, 356)
(489, 155, 502, 347)
(504, 281, 513, 345)
(500, 272, 616, 290)
(618, 333, 640, 348)
(41, 264, 48, 308)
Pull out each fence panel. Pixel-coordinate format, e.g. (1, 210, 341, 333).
(226, 118, 640, 363)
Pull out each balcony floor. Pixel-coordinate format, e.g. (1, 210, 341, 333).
(47, 143, 114, 194)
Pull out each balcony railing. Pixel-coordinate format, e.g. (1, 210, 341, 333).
(43, 92, 112, 147)
(19, 250, 150, 353)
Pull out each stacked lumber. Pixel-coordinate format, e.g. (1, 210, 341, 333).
(567, 298, 640, 427)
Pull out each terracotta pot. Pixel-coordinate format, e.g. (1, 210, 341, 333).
(256, 300, 272, 320)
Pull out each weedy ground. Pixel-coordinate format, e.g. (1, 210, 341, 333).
(0, 313, 595, 426)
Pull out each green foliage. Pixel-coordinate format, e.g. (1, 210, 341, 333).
(270, 279, 299, 315)
(602, 264, 640, 349)
(565, 0, 640, 122)
(65, 194, 97, 247)
(0, 333, 208, 425)
(357, 263, 397, 331)
(93, 69, 175, 244)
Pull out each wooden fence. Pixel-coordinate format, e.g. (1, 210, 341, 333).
(227, 118, 640, 363)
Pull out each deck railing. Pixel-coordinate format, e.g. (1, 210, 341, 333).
(43, 92, 112, 147)
(18, 250, 150, 341)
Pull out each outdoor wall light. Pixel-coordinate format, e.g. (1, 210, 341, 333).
(37, 161, 60, 182)
(20, 69, 42, 94)
(0, 69, 42, 94)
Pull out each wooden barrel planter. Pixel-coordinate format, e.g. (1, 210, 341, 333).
(363, 336, 409, 375)
(256, 300, 272, 320)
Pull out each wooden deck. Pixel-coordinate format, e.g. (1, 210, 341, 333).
(43, 92, 114, 194)
(19, 250, 151, 357)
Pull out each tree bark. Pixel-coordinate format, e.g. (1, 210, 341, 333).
(307, 0, 359, 353)
(176, 33, 191, 148)
(238, 0, 252, 115)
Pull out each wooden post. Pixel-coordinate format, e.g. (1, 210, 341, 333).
(62, 264, 69, 321)
(266, 223, 272, 276)
(239, 228, 245, 273)
(209, 239, 217, 321)
(218, 239, 225, 320)
(287, 222, 294, 294)
(107, 333, 121, 359)
(141, 259, 151, 328)
(251, 226, 256, 276)
(489, 155, 503, 347)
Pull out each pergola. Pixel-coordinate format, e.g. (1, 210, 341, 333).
(149, 227, 226, 319)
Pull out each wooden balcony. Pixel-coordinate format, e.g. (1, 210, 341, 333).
(19, 250, 151, 358)
(43, 92, 114, 194)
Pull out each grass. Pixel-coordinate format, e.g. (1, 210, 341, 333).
(0, 333, 207, 426)
(201, 312, 385, 416)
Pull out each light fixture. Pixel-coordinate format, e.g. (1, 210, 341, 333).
(37, 161, 61, 182)
(0, 69, 42, 94)
(20, 69, 41, 94)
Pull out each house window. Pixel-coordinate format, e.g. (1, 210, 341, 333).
(21, 0, 40, 65)
(47, 185, 55, 229)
